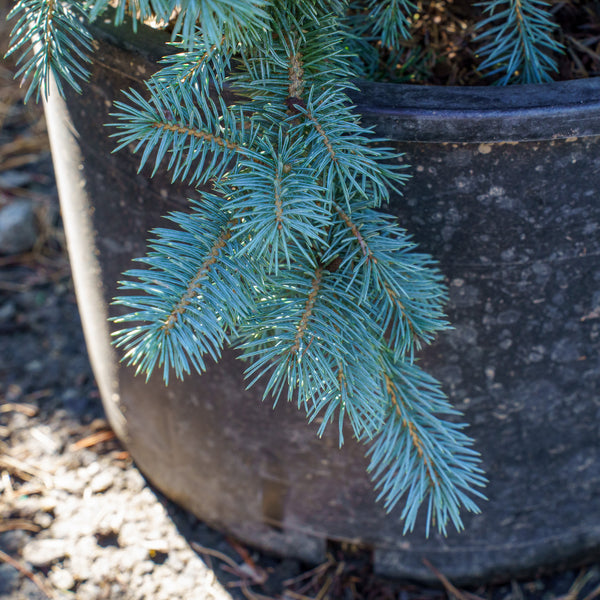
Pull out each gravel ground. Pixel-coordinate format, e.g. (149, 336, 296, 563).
(2, 25, 600, 600)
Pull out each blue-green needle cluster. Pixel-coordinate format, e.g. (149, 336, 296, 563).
(6, 0, 490, 534)
(475, 0, 563, 85)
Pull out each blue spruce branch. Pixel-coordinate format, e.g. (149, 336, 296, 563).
(112, 194, 258, 383)
(367, 358, 487, 535)
(6, 0, 93, 101)
(476, 0, 563, 84)
(7, 0, 489, 535)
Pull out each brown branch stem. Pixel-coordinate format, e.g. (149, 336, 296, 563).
(291, 267, 323, 353)
(162, 227, 232, 331)
(333, 203, 373, 262)
(150, 121, 245, 154)
(384, 373, 439, 487)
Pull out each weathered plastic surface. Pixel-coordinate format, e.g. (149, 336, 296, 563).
(44, 22, 600, 584)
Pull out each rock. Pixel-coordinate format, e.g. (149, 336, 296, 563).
(166, 552, 185, 573)
(22, 538, 68, 567)
(159, 577, 187, 597)
(88, 554, 114, 581)
(0, 170, 34, 189)
(74, 582, 102, 600)
(68, 536, 97, 580)
(89, 470, 114, 493)
(0, 200, 37, 255)
(29, 425, 60, 454)
(49, 567, 75, 591)
(0, 530, 29, 554)
(137, 577, 159, 598)
(54, 471, 86, 495)
(133, 560, 156, 577)
(0, 563, 18, 595)
(38, 497, 58, 512)
(0, 301, 16, 323)
(85, 462, 101, 478)
(117, 545, 148, 570)
(33, 511, 53, 529)
(122, 468, 145, 494)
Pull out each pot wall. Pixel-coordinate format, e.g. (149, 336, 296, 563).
(44, 22, 600, 583)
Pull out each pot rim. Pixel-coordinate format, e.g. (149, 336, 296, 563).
(91, 18, 600, 144)
(351, 78, 600, 143)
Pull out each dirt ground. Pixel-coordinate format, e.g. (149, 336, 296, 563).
(2, 14, 600, 600)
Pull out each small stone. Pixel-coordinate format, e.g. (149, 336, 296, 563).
(0, 200, 37, 255)
(0, 563, 18, 595)
(0, 530, 29, 554)
(159, 577, 185, 597)
(29, 425, 60, 454)
(68, 540, 95, 580)
(39, 495, 59, 513)
(134, 560, 156, 576)
(90, 471, 114, 493)
(75, 582, 102, 600)
(23, 538, 68, 567)
(0, 301, 16, 323)
(33, 512, 54, 529)
(117, 545, 148, 569)
(122, 468, 145, 494)
(86, 462, 101, 477)
(88, 554, 114, 582)
(25, 359, 43, 373)
(137, 577, 159, 598)
(172, 575, 196, 593)
(167, 552, 185, 573)
(54, 471, 86, 494)
(0, 170, 33, 188)
(49, 567, 75, 591)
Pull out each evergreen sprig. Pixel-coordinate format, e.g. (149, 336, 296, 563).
(364, 0, 415, 50)
(6, 0, 490, 534)
(6, 0, 93, 101)
(475, 0, 563, 84)
(110, 79, 255, 184)
(366, 357, 487, 535)
(85, 0, 272, 46)
(322, 199, 449, 360)
(112, 194, 259, 383)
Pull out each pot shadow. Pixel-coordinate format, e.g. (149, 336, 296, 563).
(145, 482, 400, 600)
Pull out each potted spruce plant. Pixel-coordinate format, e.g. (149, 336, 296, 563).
(6, 0, 600, 583)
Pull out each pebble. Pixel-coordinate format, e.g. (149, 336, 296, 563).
(49, 567, 75, 591)
(0, 564, 19, 595)
(54, 471, 86, 494)
(0, 530, 29, 554)
(0, 200, 37, 254)
(38, 497, 58, 512)
(89, 470, 114, 493)
(0, 301, 16, 322)
(75, 582, 103, 600)
(22, 538, 68, 567)
(32, 512, 53, 529)
(159, 577, 187, 597)
(0, 170, 34, 188)
(167, 552, 186, 573)
(122, 468, 146, 493)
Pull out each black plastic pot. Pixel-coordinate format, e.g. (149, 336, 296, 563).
(44, 21, 600, 584)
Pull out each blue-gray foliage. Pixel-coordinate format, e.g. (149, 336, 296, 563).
(475, 0, 563, 84)
(6, 0, 93, 101)
(5, 0, 491, 535)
